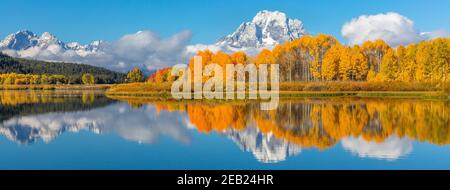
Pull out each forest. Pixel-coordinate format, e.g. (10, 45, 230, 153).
(149, 35, 450, 84)
(0, 53, 125, 84)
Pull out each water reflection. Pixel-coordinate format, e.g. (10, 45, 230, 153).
(0, 91, 190, 145)
(148, 98, 450, 161)
(1, 91, 449, 163)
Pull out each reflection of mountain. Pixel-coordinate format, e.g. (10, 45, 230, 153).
(0, 91, 113, 144)
(226, 125, 301, 163)
(0, 103, 191, 145)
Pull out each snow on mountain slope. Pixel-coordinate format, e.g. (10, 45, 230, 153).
(0, 30, 100, 57)
(188, 10, 306, 54)
(217, 10, 305, 48)
(226, 125, 301, 163)
(0, 30, 39, 50)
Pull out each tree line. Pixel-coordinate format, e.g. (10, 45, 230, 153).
(0, 53, 125, 84)
(256, 35, 449, 82)
(0, 73, 68, 85)
(149, 35, 449, 83)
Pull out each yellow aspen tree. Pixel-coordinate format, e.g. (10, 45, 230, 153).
(431, 38, 449, 81)
(338, 47, 352, 81)
(362, 40, 390, 75)
(399, 44, 417, 82)
(254, 49, 274, 65)
(322, 44, 342, 80)
(351, 45, 369, 80)
(231, 51, 248, 65)
(380, 49, 398, 81)
(395, 46, 407, 81)
(415, 41, 433, 82)
(310, 34, 338, 81)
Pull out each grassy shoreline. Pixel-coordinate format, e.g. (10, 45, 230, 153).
(1, 82, 448, 99)
(105, 81, 450, 99)
(0, 84, 112, 90)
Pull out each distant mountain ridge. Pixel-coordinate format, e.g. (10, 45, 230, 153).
(0, 30, 102, 56)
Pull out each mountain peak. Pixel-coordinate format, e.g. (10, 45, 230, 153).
(252, 10, 287, 24)
(0, 30, 101, 56)
(0, 29, 38, 50)
(216, 10, 306, 48)
(16, 30, 36, 36)
(40, 32, 56, 40)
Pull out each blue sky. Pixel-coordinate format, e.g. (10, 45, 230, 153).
(1, 0, 449, 44)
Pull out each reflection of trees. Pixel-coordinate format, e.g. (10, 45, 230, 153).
(148, 98, 450, 149)
(82, 91, 95, 104)
(187, 103, 248, 133)
(0, 90, 115, 122)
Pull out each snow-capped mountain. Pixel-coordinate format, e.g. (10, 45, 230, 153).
(187, 10, 306, 55)
(0, 30, 101, 56)
(217, 10, 306, 48)
(0, 30, 39, 50)
(226, 125, 301, 163)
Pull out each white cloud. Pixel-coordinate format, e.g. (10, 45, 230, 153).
(186, 44, 224, 54)
(341, 136, 413, 161)
(186, 43, 269, 56)
(420, 29, 450, 39)
(107, 30, 192, 72)
(342, 12, 423, 47)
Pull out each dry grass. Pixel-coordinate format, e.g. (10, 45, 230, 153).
(280, 81, 450, 92)
(106, 81, 449, 99)
(108, 81, 450, 92)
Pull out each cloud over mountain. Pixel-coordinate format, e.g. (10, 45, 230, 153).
(341, 12, 450, 47)
(0, 30, 192, 73)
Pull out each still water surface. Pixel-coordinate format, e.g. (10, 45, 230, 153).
(1, 90, 450, 169)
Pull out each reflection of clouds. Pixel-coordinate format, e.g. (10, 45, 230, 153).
(0, 103, 191, 145)
(226, 125, 301, 163)
(341, 136, 412, 161)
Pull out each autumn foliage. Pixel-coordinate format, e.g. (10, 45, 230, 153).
(147, 67, 174, 83)
(149, 35, 449, 84)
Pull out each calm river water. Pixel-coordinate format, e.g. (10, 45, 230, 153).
(0, 90, 449, 169)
